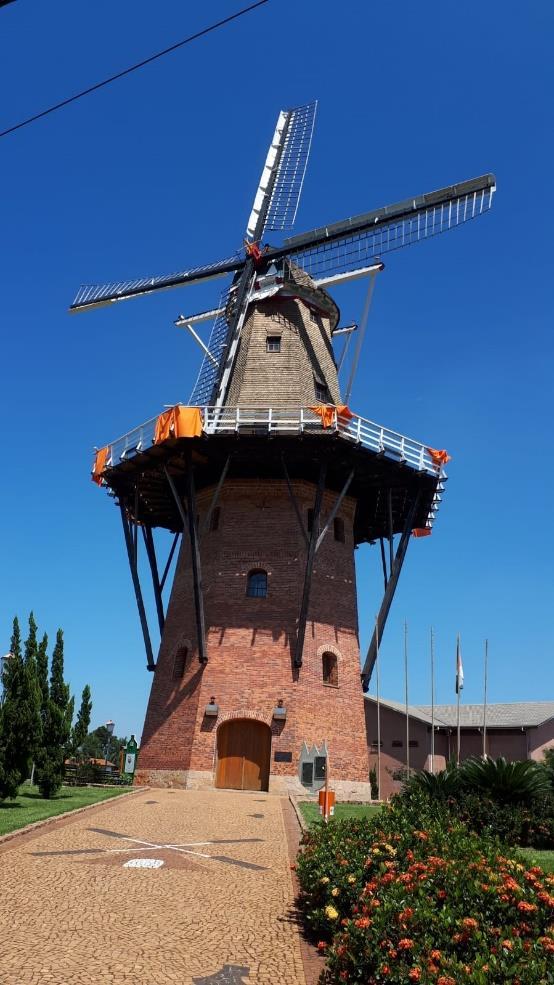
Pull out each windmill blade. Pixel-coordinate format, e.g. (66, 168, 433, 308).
(281, 173, 495, 283)
(69, 254, 245, 313)
(246, 101, 317, 242)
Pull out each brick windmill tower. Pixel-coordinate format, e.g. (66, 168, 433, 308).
(72, 102, 495, 794)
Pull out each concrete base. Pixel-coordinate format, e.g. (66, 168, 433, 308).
(135, 768, 372, 801)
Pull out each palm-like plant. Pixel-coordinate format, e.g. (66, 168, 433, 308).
(406, 766, 460, 799)
(459, 757, 551, 803)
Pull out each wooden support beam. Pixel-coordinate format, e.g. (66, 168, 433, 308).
(120, 505, 155, 672)
(142, 526, 165, 635)
(201, 454, 231, 537)
(361, 492, 421, 690)
(387, 487, 394, 575)
(379, 537, 388, 589)
(315, 469, 354, 553)
(160, 532, 180, 592)
(282, 455, 309, 547)
(183, 449, 208, 665)
(163, 466, 187, 528)
(294, 462, 327, 668)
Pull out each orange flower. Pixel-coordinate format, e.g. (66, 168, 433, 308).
(501, 940, 513, 951)
(398, 907, 414, 923)
(437, 889, 447, 900)
(462, 917, 478, 931)
(354, 917, 371, 929)
(430, 950, 441, 961)
(517, 900, 537, 913)
(317, 941, 326, 952)
(414, 830, 429, 841)
(381, 966, 391, 976)
(408, 969, 421, 982)
(398, 938, 414, 951)
(539, 936, 554, 953)
(437, 977, 456, 985)
(427, 962, 439, 974)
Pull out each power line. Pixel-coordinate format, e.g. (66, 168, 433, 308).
(0, 0, 269, 139)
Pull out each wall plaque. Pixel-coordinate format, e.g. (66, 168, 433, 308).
(274, 750, 293, 763)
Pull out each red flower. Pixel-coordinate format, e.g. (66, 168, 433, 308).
(462, 917, 478, 931)
(437, 978, 456, 985)
(317, 941, 326, 952)
(430, 950, 441, 962)
(517, 901, 537, 913)
(398, 938, 414, 951)
(408, 968, 421, 981)
(354, 917, 371, 929)
(381, 966, 391, 976)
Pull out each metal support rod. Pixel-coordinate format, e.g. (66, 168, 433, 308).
(183, 449, 208, 665)
(430, 627, 436, 772)
(176, 319, 220, 367)
(344, 270, 379, 403)
(160, 532, 180, 592)
(282, 456, 309, 547)
(337, 329, 354, 375)
(119, 505, 155, 671)
(294, 463, 327, 667)
(361, 491, 421, 688)
(483, 638, 489, 758)
(142, 526, 165, 635)
(376, 615, 381, 802)
(379, 537, 388, 589)
(404, 620, 410, 779)
(315, 469, 354, 553)
(164, 466, 187, 528)
(387, 488, 394, 575)
(201, 455, 231, 537)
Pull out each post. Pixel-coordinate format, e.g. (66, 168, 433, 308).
(294, 462, 326, 667)
(483, 638, 488, 758)
(430, 627, 435, 773)
(376, 616, 381, 802)
(456, 634, 462, 766)
(184, 450, 208, 664)
(142, 526, 165, 635)
(120, 505, 155, 671)
(404, 620, 410, 779)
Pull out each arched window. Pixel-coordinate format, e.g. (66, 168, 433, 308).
(333, 517, 345, 543)
(172, 646, 188, 680)
(322, 651, 339, 687)
(246, 569, 268, 598)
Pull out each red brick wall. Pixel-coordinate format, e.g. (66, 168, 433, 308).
(139, 479, 369, 784)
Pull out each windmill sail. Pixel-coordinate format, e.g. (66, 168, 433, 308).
(246, 101, 317, 241)
(189, 284, 234, 405)
(282, 173, 496, 282)
(69, 254, 244, 313)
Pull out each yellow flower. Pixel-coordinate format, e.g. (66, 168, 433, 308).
(348, 875, 356, 884)
(325, 905, 339, 920)
(321, 876, 330, 884)
(331, 887, 340, 897)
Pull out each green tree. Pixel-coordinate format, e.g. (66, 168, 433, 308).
(70, 684, 92, 759)
(36, 632, 49, 726)
(36, 629, 72, 799)
(0, 617, 42, 800)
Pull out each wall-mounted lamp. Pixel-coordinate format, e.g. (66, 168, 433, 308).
(204, 696, 219, 717)
(273, 699, 287, 721)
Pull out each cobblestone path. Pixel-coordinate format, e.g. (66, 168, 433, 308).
(0, 789, 307, 984)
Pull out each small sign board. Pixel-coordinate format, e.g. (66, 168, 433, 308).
(123, 735, 139, 777)
(274, 750, 292, 763)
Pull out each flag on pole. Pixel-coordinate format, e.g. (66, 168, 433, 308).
(455, 637, 464, 694)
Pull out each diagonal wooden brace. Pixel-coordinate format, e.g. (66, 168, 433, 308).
(120, 505, 155, 672)
(294, 462, 327, 668)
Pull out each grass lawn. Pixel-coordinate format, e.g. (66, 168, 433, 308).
(518, 847, 554, 874)
(299, 801, 382, 827)
(0, 784, 130, 837)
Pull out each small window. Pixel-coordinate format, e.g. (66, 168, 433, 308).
(314, 756, 327, 780)
(333, 517, 345, 543)
(314, 380, 328, 402)
(172, 646, 188, 680)
(266, 335, 281, 352)
(246, 569, 268, 598)
(322, 652, 339, 687)
(309, 309, 318, 323)
(301, 762, 314, 786)
(409, 739, 419, 748)
(209, 507, 220, 532)
(392, 739, 403, 748)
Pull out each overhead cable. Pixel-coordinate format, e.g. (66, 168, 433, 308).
(0, 0, 269, 139)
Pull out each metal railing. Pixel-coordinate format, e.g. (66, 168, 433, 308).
(101, 405, 445, 527)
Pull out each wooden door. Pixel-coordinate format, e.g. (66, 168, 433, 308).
(215, 719, 271, 791)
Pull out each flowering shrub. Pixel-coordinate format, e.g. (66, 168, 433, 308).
(297, 798, 554, 983)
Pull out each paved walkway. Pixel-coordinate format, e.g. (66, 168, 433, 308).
(0, 789, 308, 985)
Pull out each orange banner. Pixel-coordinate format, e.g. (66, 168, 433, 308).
(91, 446, 110, 486)
(427, 447, 451, 467)
(310, 404, 354, 429)
(154, 406, 203, 445)
(412, 527, 432, 538)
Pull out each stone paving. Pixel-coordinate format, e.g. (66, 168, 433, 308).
(0, 789, 307, 984)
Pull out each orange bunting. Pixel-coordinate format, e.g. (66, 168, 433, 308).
(154, 405, 203, 445)
(427, 447, 451, 467)
(412, 528, 432, 538)
(310, 404, 354, 429)
(91, 445, 110, 486)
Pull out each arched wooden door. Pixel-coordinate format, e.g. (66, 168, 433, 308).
(215, 719, 271, 791)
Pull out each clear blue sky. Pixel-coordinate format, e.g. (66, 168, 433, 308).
(1, 1, 552, 737)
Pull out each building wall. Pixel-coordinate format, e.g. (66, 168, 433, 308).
(137, 479, 369, 791)
(528, 719, 554, 761)
(226, 294, 341, 407)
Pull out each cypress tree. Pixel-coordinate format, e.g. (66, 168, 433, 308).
(37, 629, 72, 798)
(71, 684, 92, 759)
(0, 617, 42, 800)
(36, 632, 49, 726)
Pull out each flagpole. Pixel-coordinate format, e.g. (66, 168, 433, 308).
(483, 638, 488, 758)
(376, 615, 381, 802)
(456, 634, 462, 766)
(430, 626, 435, 773)
(404, 620, 410, 780)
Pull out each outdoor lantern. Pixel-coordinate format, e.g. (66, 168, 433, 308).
(105, 719, 115, 736)
(204, 696, 219, 717)
(273, 699, 287, 721)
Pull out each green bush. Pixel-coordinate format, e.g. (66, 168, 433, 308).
(297, 801, 554, 983)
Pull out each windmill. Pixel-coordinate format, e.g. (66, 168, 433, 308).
(74, 102, 495, 793)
